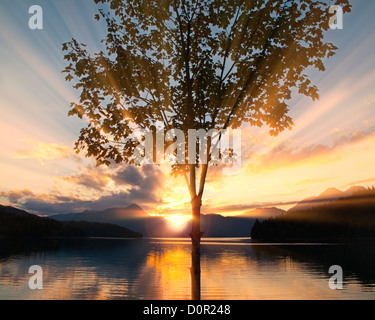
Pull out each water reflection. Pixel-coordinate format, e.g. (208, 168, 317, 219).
(0, 238, 375, 300)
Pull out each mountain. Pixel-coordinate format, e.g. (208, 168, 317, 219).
(0, 205, 142, 238)
(238, 207, 285, 219)
(52, 204, 148, 223)
(289, 186, 367, 212)
(200, 214, 258, 237)
(0, 204, 32, 217)
(64, 221, 142, 238)
(0, 205, 84, 238)
(52, 204, 169, 237)
(343, 186, 368, 197)
(251, 187, 375, 241)
(319, 187, 343, 199)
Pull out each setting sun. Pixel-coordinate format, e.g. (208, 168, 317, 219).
(165, 215, 191, 231)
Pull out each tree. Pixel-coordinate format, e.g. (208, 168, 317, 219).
(62, 0, 351, 299)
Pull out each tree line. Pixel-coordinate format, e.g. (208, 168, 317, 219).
(251, 187, 375, 241)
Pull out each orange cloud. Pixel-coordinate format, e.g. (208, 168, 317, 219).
(12, 140, 75, 165)
(60, 166, 111, 191)
(244, 126, 375, 174)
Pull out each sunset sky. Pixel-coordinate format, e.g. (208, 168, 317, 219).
(1, 0, 375, 222)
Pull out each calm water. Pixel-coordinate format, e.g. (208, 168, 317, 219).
(0, 237, 375, 300)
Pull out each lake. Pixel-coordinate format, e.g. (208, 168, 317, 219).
(0, 237, 375, 300)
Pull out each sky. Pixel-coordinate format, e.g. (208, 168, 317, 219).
(1, 0, 375, 223)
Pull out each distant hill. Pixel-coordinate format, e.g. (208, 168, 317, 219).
(200, 214, 258, 237)
(0, 205, 142, 239)
(289, 186, 367, 212)
(52, 204, 169, 237)
(52, 204, 149, 223)
(0, 204, 32, 217)
(64, 220, 142, 238)
(251, 187, 375, 241)
(52, 204, 258, 237)
(238, 207, 285, 219)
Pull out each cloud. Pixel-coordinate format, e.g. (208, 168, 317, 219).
(111, 165, 165, 198)
(2, 189, 36, 203)
(112, 165, 144, 186)
(341, 178, 375, 189)
(18, 192, 135, 215)
(364, 96, 375, 106)
(2, 189, 154, 216)
(1, 164, 165, 216)
(61, 166, 110, 191)
(11, 140, 75, 164)
(246, 126, 375, 172)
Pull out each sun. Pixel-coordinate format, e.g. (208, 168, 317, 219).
(165, 214, 191, 231)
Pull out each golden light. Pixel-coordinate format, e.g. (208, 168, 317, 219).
(11, 140, 73, 164)
(165, 214, 191, 231)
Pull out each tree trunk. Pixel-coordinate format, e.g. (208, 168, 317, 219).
(190, 195, 202, 300)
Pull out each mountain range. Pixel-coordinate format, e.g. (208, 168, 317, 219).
(1, 186, 368, 238)
(52, 185, 367, 237)
(239, 207, 285, 219)
(0, 204, 142, 239)
(289, 186, 367, 212)
(251, 186, 375, 241)
(51, 205, 280, 237)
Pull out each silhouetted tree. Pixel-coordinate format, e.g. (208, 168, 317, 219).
(62, 0, 350, 299)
